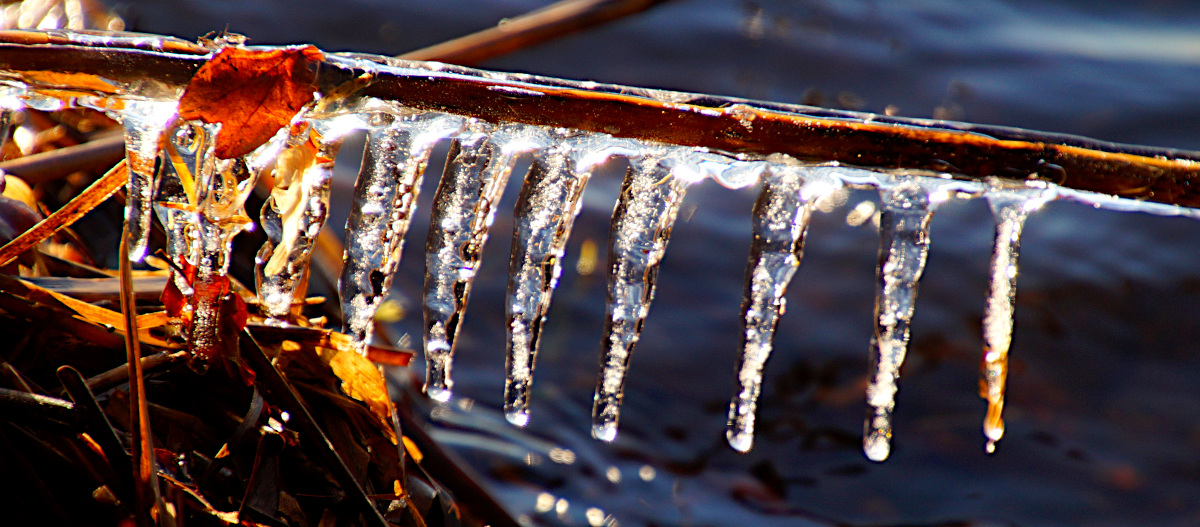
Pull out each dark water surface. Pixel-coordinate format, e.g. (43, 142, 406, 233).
(119, 1, 1200, 525)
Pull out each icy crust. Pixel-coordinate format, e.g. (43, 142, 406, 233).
(6, 67, 1200, 461)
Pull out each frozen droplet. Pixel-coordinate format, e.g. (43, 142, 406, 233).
(592, 421, 618, 443)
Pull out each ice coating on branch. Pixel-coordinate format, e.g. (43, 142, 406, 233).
(256, 115, 360, 320)
(423, 124, 551, 401)
(119, 99, 177, 261)
(590, 151, 688, 442)
(338, 111, 465, 353)
(666, 149, 768, 189)
(725, 166, 841, 453)
(863, 177, 956, 462)
(980, 181, 1054, 453)
(504, 133, 637, 427)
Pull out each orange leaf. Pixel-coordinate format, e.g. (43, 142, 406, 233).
(178, 46, 324, 159)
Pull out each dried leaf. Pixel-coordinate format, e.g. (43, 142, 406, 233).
(178, 46, 324, 159)
(321, 345, 392, 427)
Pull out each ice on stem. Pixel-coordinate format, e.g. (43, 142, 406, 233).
(338, 112, 464, 351)
(980, 182, 1053, 453)
(423, 124, 547, 401)
(591, 154, 688, 442)
(726, 166, 839, 452)
(863, 178, 944, 462)
(257, 119, 352, 320)
(186, 156, 256, 366)
(119, 99, 177, 261)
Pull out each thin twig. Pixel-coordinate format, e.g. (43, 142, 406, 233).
(85, 350, 188, 394)
(0, 158, 128, 267)
(2, 35, 1198, 206)
(119, 226, 163, 527)
(400, 0, 673, 65)
(0, 385, 77, 431)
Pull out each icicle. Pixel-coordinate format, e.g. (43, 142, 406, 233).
(725, 166, 841, 452)
(980, 181, 1054, 454)
(590, 153, 688, 442)
(186, 155, 256, 366)
(422, 124, 548, 401)
(0, 86, 22, 153)
(152, 120, 262, 372)
(504, 133, 634, 426)
(338, 112, 465, 352)
(863, 177, 955, 462)
(119, 99, 177, 261)
(155, 122, 210, 297)
(256, 116, 357, 320)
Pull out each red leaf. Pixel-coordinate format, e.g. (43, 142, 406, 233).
(178, 46, 324, 159)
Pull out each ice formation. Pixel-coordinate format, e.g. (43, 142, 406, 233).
(5, 40, 1196, 460)
(339, 111, 464, 352)
(423, 124, 550, 401)
(591, 151, 688, 441)
(726, 166, 841, 453)
(118, 99, 176, 261)
(980, 181, 1054, 453)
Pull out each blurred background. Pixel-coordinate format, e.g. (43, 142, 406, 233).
(104, 1, 1200, 525)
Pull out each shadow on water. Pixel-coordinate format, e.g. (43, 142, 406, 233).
(123, 0, 1200, 524)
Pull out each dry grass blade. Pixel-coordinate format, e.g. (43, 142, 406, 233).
(238, 330, 391, 527)
(118, 227, 164, 527)
(0, 273, 176, 347)
(0, 158, 128, 268)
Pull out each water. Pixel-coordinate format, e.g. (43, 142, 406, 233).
(97, 1, 1200, 525)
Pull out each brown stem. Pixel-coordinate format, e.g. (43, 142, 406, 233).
(1, 32, 1198, 207)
